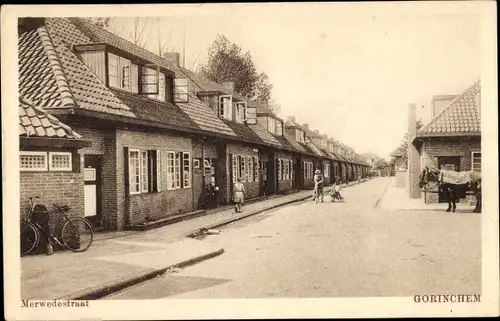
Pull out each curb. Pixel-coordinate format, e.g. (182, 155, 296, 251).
(185, 196, 311, 237)
(185, 180, 371, 238)
(58, 248, 225, 300)
(373, 179, 392, 208)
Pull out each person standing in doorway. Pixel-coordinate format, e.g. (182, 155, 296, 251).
(233, 177, 246, 213)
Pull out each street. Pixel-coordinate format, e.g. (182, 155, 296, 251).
(104, 177, 481, 299)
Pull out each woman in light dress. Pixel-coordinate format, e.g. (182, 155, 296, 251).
(233, 177, 246, 213)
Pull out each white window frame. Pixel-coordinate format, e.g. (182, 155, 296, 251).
(108, 53, 137, 92)
(247, 156, 253, 182)
(471, 151, 481, 172)
(140, 151, 149, 193)
(219, 95, 233, 120)
(240, 155, 247, 182)
(235, 102, 247, 123)
(194, 159, 200, 169)
(268, 118, 276, 134)
(253, 156, 259, 182)
(232, 155, 239, 183)
(277, 158, 282, 180)
(166, 151, 176, 190)
(129, 149, 141, 195)
(48, 152, 72, 172)
(20, 151, 48, 172)
(183, 152, 191, 188)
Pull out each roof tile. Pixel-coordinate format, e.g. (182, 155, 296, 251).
(19, 97, 82, 139)
(418, 80, 481, 137)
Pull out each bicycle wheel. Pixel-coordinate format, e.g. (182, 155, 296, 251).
(21, 220, 39, 256)
(61, 217, 94, 252)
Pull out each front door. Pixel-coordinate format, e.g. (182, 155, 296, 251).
(438, 156, 461, 203)
(84, 155, 102, 227)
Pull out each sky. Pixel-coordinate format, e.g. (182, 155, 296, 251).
(106, 3, 481, 160)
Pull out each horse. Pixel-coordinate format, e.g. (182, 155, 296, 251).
(418, 166, 481, 213)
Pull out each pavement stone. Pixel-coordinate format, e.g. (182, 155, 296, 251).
(21, 179, 372, 300)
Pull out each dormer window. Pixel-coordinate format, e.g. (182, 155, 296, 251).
(219, 95, 233, 120)
(275, 120, 283, 136)
(108, 53, 138, 93)
(245, 104, 257, 125)
(235, 102, 247, 124)
(141, 66, 166, 101)
(268, 118, 275, 133)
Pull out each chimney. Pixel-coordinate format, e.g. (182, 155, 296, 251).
(431, 95, 457, 118)
(407, 103, 421, 199)
(222, 81, 235, 92)
(163, 52, 180, 67)
(288, 116, 296, 122)
(302, 123, 309, 130)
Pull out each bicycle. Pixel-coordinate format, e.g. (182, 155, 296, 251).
(20, 196, 94, 256)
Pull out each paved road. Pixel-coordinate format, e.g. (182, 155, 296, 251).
(104, 177, 481, 299)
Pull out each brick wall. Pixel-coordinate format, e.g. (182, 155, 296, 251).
(227, 144, 260, 202)
(419, 136, 481, 203)
(301, 155, 315, 189)
(20, 147, 84, 234)
(116, 129, 193, 228)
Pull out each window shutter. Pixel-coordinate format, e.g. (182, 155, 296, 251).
(141, 65, 159, 94)
(156, 149, 162, 192)
(246, 105, 257, 124)
(124, 147, 130, 196)
(173, 78, 189, 103)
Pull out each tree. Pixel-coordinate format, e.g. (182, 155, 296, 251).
(198, 34, 280, 114)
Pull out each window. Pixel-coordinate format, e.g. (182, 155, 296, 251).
(268, 118, 275, 134)
(232, 155, 239, 183)
(240, 155, 246, 182)
(290, 160, 294, 181)
(324, 164, 329, 178)
(20, 151, 48, 172)
(247, 156, 253, 181)
(253, 156, 259, 182)
(142, 66, 165, 101)
(194, 159, 200, 169)
(108, 53, 138, 93)
(166, 151, 190, 190)
(472, 151, 481, 172)
(275, 120, 283, 136)
(129, 150, 141, 194)
(219, 95, 233, 120)
(174, 78, 189, 103)
(128, 149, 161, 194)
(183, 152, 191, 188)
(277, 159, 282, 180)
(284, 159, 289, 180)
(235, 102, 247, 124)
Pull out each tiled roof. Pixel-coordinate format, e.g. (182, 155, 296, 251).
(110, 90, 200, 131)
(19, 23, 136, 118)
(221, 119, 269, 146)
(248, 124, 282, 147)
(418, 80, 481, 137)
(18, 29, 69, 109)
(175, 93, 237, 137)
(19, 97, 81, 139)
(277, 132, 310, 154)
(69, 18, 175, 71)
(305, 138, 327, 157)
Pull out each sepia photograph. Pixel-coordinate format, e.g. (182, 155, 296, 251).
(2, 2, 498, 320)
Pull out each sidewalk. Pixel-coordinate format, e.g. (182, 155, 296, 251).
(21, 179, 369, 300)
(377, 177, 476, 212)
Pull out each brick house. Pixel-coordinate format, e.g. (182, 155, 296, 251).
(412, 80, 481, 203)
(19, 97, 91, 231)
(18, 17, 259, 230)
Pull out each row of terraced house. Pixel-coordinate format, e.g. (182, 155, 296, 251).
(18, 17, 370, 231)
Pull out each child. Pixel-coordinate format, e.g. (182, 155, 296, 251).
(233, 177, 246, 213)
(331, 180, 344, 202)
(312, 169, 324, 203)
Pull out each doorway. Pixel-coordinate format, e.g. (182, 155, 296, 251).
(84, 155, 102, 227)
(438, 156, 461, 203)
